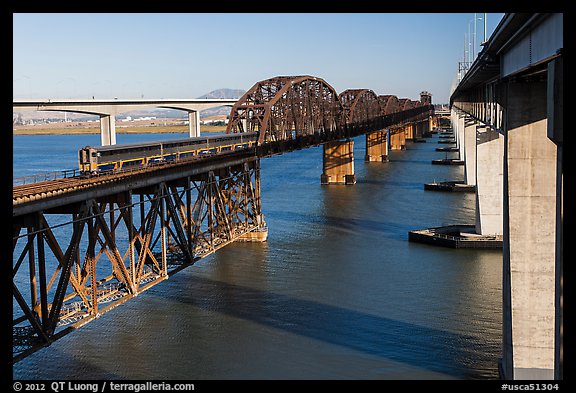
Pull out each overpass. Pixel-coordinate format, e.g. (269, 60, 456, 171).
(12, 98, 238, 145)
(450, 13, 563, 380)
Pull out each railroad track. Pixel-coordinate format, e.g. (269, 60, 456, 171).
(13, 174, 123, 205)
(13, 150, 255, 206)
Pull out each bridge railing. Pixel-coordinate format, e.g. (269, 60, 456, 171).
(13, 168, 83, 186)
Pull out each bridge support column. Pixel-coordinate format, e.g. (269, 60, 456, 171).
(365, 130, 388, 162)
(390, 127, 406, 150)
(428, 115, 434, 135)
(188, 110, 201, 138)
(415, 121, 422, 138)
(390, 128, 399, 150)
(416, 121, 425, 138)
(405, 123, 414, 140)
(475, 125, 503, 235)
(321, 139, 355, 185)
(100, 114, 116, 146)
(456, 111, 466, 160)
(502, 78, 559, 380)
(463, 116, 477, 185)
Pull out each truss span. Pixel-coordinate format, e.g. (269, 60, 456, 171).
(338, 89, 382, 125)
(378, 95, 399, 115)
(226, 75, 343, 145)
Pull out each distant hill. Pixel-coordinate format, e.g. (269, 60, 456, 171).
(197, 88, 245, 100)
(198, 88, 245, 117)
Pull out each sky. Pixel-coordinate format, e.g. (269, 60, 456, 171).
(13, 13, 505, 105)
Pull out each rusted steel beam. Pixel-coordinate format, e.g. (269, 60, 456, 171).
(339, 89, 382, 125)
(379, 95, 399, 115)
(13, 160, 266, 363)
(226, 75, 343, 145)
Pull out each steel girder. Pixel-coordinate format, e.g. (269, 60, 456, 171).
(338, 89, 382, 125)
(227, 75, 433, 146)
(398, 98, 414, 111)
(226, 75, 343, 145)
(378, 95, 399, 115)
(12, 161, 264, 362)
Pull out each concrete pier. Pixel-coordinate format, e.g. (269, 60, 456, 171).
(390, 127, 406, 150)
(475, 125, 503, 235)
(404, 123, 413, 140)
(365, 130, 389, 162)
(237, 224, 269, 242)
(463, 117, 477, 185)
(188, 110, 201, 138)
(100, 114, 116, 146)
(321, 139, 356, 185)
(457, 112, 466, 160)
(502, 79, 558, 380)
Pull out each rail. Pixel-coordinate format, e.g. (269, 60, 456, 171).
(13, 168, 83, 186)
(12, 151, 242, 188)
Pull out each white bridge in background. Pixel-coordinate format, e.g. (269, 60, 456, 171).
(13, 98, 238, 145)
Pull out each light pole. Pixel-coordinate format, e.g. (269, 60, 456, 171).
(474, 13, 477, 59)
(469, 14, 485, 61)
(468, 19, 472, 63)
(483, 13, 487, 44)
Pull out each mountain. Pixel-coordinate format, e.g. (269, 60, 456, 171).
(197, 88, 245, 100)
(198, 88, 245, 117)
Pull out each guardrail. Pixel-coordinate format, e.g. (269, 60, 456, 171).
(13, 169, 83, 186)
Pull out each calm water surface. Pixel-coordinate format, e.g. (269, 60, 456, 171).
(13, 132, 502, 379)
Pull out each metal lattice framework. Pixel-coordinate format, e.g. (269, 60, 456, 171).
(227, 75, 433, 148)
(13, 161, 264, 362)
(398, 98, 413, 111)
(378, 95, 399, 115)
(226, 75, 343, 145)
(338, 89, 382, 126)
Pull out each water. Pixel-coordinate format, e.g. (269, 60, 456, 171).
(13, 133, 502, 379)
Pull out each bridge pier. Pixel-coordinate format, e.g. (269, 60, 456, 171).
(321, 139, 356, 185)
(404, 123, 414, 140)
(475, 125, 504, 235)
(99, 114, 117, 146)
(427, 115, 434, 136)
(463, 116, 477, 185)
(414, 121, 422, 138)
(390, 127, 406, 150)
(502, 77, 560, 380)
(455, 111, 466, 160)
(365, 130, 389, 162)
(188, 110, 201, 138)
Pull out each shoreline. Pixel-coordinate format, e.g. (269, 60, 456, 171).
(13, 125, 227, 135)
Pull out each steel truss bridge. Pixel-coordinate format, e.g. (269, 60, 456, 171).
(13, 75, 433, 362)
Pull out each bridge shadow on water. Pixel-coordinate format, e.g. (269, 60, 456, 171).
(169, 275, 497, 379)
(265, 209, 416, 241)
(358, 178, 424, 190)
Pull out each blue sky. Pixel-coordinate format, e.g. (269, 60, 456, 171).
(13, 13, 504, 104)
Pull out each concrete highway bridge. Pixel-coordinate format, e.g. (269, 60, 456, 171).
(449, 13, 563, 380)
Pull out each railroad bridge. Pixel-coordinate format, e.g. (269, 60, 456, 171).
(13, 74, 434, 362)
